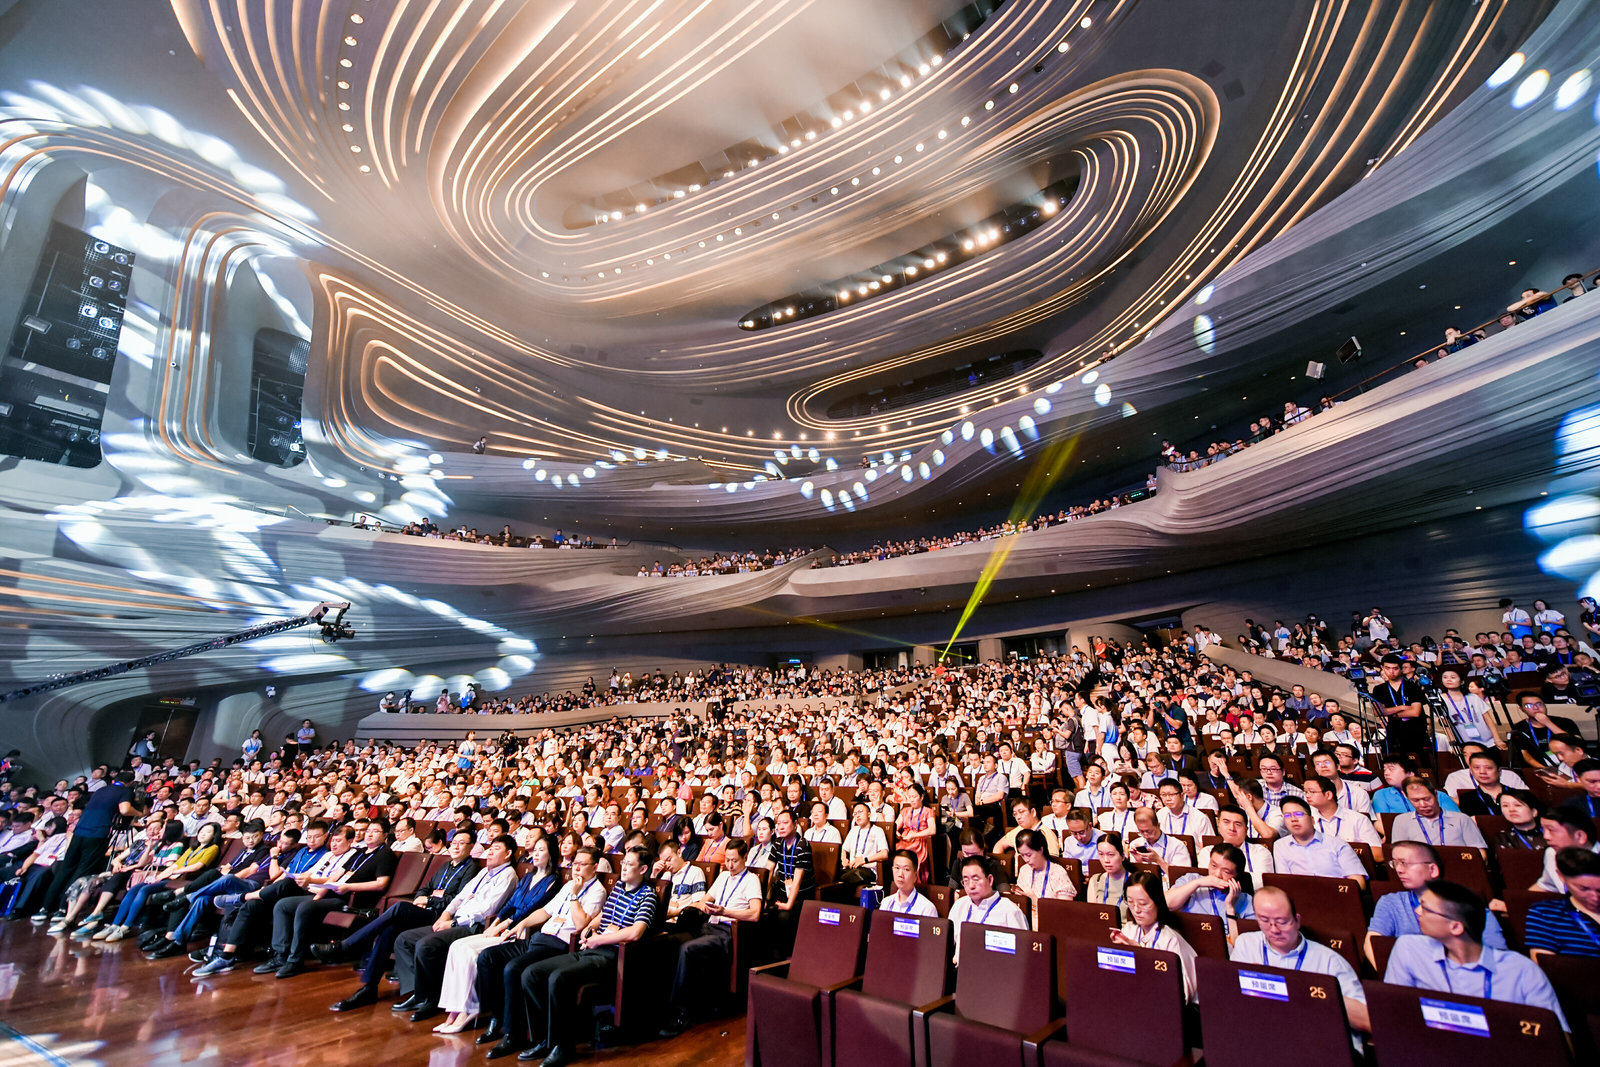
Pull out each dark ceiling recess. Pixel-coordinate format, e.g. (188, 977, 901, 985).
(824, 348, 1044, 419)
(565, 0, 1010, 230)
(738, 176, 1078, 331)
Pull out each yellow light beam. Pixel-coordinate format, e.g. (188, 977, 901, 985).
(940, 434, 1081, 662)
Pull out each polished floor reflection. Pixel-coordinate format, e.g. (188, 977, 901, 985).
(0, 924, 744, 1067)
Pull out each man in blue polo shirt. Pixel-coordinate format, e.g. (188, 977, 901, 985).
(1385, 880, 1567, 1030)
(1370, 841, 1507, 948)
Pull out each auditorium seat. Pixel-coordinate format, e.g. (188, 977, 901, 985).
(1532, 950, 1600, 1062)
(1042, 939, 1188, 1067)
(1036, 898, 1121, 948)
(1261, 874, 1367, 932)
(1197, 957, 1354, 1067)
(921, 924, 1055, 1067)
(831, 912, 952, 1067)
(325, 851, 434, 930)
(747, 900, 870, 1067)
(1361, 980, 1571, 1067)
(1362, 932, 1397, 978)
(1168, 912, 1230, 960)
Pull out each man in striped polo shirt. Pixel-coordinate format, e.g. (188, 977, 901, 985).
(516, 847, 659, 1066)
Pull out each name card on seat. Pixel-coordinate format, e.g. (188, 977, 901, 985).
(1238, 969, 1290, 1001)
(1420, 998, 1490, 1036)
(984, 930, 1016, 955)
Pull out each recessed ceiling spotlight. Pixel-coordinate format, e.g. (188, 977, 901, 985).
(857, 286, 868, 296)
(350, 12, 363, 22)
(918, 64, 930, 75)
(930, 55, 941, 66)
(344, 35, 358, 45)
(893, 155, 903, 164)
(673, 189, 685, 198)
(636, 202, 647, 212)
(838, 290, 850, 300)
(850, 177, 859, 185)
(350, 144, 361, 152)
(790, 138, 800, 147)
(906, 266, 918, 276)
(715, 234, 723, 241)
(337, 80, 350, 89)
(869, 281, 881, 290)
(358, 164, 370, 173)
(935, 251, 946, 262)
(880, 88, 891, 100)
(342, 123, 353, 131)
(963, 239, 975, 250)
(339, 58, 353, 67)
(900, 75, 912, 87)
(734, 227, 742, 235)
(923, 257, 934, 268)
(961, 116, 970, 125)
(1008, 82, 1019, 93)
(843, 110, 854, 120)
(881, 274, 892, 283)
(1080, 16, 1092, 28)
(871, 166, 880, 175)
(831, 187, 839, 195)
(915, 142, 924, 151)
(831, 117, 841, 128)
(937, 129, 947, 139)
(772, 212, 780, 219)
(1057, 40, 1068, 52)
(984, 100, 994, 110)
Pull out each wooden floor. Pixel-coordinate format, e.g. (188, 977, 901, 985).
(0, 923, 746, 1067)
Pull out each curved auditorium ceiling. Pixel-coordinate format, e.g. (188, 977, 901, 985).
(0, 0, 1572, 537)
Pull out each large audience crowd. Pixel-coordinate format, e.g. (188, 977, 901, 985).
(2, 610, 1597, 1063)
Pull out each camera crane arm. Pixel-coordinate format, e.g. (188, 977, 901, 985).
(0, 602, 352, 705)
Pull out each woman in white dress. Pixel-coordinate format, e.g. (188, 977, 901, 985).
(434, 837, 561, 1033)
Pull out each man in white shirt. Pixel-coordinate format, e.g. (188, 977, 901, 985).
(1301, 776, 1384, 856)
(1390, 777, 1487, 848)
(661, 838, 763, 1035)
(815, 778, 848, 821)
(996, 743, 1029, 797)
(1231, 887, 1368, 1034)
(1308, 752, 1373, 815)
(1198, 807, 1274, 876)
(1131, 807, 1192, 868)
(1155, 780, 1215, 841)
(879, 850, 938, 917)
(1073, 765, 1114, 811)
(948, 855, 1027, 964)
(486, 847, 608, 1059)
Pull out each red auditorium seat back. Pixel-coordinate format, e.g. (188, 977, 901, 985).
(1196, 957, 1355, 1067)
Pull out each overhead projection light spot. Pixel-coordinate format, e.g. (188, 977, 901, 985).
(1487, 52, 1525, 89)
(1554, 69, 1590, 110)
(1511, 69, 1549, 109)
